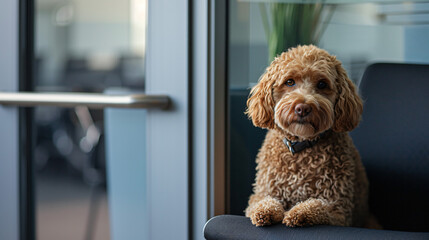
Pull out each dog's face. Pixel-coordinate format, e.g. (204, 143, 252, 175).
(246, 45, 363, 139)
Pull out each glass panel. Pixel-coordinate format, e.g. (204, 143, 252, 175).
(228, 0, 429, 214)
(34, 0, 147, 239)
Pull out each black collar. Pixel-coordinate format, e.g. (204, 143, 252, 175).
(283, 132, 328, 155)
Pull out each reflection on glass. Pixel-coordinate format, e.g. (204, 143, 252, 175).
(34, 0, 147, 239)
(259, 3, 335, 62)
(228, 0, 429, 215)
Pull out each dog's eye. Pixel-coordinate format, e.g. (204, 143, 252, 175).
(285, 79, 295, 87)
(317, 80, 328, 89)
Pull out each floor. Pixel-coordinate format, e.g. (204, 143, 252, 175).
(36, 162, 110, 240)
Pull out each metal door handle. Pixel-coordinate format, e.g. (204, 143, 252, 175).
(0, 92, 170, 109)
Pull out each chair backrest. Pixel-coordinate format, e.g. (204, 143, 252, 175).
(351, 63, 429, 232)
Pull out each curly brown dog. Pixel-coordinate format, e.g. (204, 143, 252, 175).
(245, 45, 377, 228)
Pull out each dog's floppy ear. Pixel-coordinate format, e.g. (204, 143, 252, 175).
(246, 72, 275, 129)
(333, 61, 363, 132)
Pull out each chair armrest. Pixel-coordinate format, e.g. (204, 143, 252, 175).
(204, 215, 429, 240)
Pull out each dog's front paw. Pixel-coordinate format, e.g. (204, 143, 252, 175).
(283, 208, 313, 227)
(251, 209, 283, 226)
(249, 197, 284, 226)
(282, 199, 329, 227)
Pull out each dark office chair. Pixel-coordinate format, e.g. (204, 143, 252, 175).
(351, 63, 429, 232)
(204, 63, 429, 239)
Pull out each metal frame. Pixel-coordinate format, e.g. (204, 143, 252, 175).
(191, 0, 229, 238)
(145, 0, 190, 239)
(191, 0, 210, 239)
(0, 1, 19, 240)
(18, 0, 35, 238)
(209, 0, 229, 217)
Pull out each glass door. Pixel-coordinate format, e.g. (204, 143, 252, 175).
(33, 1, 146, 239)
(0, 0, 195, 239)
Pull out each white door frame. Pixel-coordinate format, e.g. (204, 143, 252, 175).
(145, 0, 190, 239)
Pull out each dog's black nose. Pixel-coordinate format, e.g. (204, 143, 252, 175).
(295, 103, 312, 117)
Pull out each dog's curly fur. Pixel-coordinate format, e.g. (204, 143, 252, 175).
(245, 45, 376, 228)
